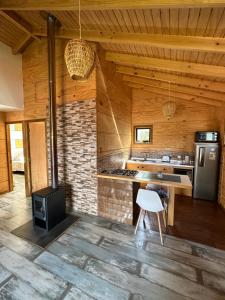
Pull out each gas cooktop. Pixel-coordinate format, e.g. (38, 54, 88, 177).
(100, 169, 139, 177)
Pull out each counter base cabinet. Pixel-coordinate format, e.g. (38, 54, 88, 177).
(98, 178, 139, 225)
(127, 163, 173, 174)
(175, 187, 192, 197)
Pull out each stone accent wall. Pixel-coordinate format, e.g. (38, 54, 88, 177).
(98, 178, 134, 224)
(97, 150, 130, 171)
(131, 149, 194, 161)
(56, 99, 97, 215)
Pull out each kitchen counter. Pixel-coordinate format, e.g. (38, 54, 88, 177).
(97, 169, 192, 227)
(97, 170, 192, 189)
(126, 159, 194, 169)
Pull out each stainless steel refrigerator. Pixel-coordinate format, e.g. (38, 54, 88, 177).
(193, 143, 220, 201)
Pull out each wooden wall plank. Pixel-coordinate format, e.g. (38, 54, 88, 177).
(0, 113, 9, 194)
(6, 39, 96, 122)
(96, 47, 132, 158)
(132, 89, 220, 153)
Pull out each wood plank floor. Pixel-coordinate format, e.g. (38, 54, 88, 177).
(145, 195, 225, 250)
(0, 190, 225, 299)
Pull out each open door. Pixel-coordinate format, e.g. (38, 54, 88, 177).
(28, 121, 48, 192)
(5, 123, 26, 195)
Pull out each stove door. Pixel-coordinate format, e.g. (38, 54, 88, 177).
(33, 195, 46, 220)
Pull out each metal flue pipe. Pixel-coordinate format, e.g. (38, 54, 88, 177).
(47, 14, 58, 189)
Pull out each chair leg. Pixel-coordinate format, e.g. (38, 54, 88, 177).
(157, 212, 163, 245)
(135, 209, 144, 234)
(143, 210, 146, 229)
(162, 210, 167, 228)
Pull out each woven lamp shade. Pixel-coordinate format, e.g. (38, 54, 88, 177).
(162, 101, 176, 120)
(64, 39, 95, 80)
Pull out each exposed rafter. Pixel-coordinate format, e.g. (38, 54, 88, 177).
(122, 75, 225, 102)
(116, 65, 225, 93)
(106, 52, 225, 79)
(0, 10, 40, 41)
(33, 28, 225, 54)
(12, 35, 32, 54)
(1, 0, 225, 10)
(127, 82, 222, 107)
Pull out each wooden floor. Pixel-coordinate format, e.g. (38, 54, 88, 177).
(170, 195, 225, 250)
(145, 195, 225, 251)
(0, 184, 225, 299)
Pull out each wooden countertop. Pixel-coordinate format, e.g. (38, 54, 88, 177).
(97, 170, 192, 190)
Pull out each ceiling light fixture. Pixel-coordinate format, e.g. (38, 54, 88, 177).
(64, 0, 95, 80)
(162, 81, 176, 120)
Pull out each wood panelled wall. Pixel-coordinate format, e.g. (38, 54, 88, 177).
(0, 112, 9, 193)
(132, 89, 220, 153)
(6, 39, 96, 122)
(96, 47, 132, 162)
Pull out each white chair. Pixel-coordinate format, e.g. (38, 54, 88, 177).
(134, 189, 167, 245)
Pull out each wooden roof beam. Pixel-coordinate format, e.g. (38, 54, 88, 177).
(127, 83, 222, 107)
(116, 65, 225, 93)
(106, 51, 225, 79)
(0, 10, 40, 42)
(1, 0, 225, 10)
(33, 28, 225, 54)
(12, 35, 33, 54)
(122, 74, 225, 101)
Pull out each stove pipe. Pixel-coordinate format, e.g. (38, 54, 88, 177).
(47, 14, 58, 189)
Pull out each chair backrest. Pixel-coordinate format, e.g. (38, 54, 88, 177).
(136, 189, 164, 212)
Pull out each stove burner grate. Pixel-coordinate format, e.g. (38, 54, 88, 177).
(101, 169, 139, 177)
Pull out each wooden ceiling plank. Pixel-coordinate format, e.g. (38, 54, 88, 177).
(116, 65, 225, 93)
(33, 28, 225, 53)
(0, 10, 40, 41)
(178, 8, 189, 35)
(123, 74, 225, 101)
(127, 82, 222, 107)
(2, 0, 225, 10)
(106, 51, 225, 78)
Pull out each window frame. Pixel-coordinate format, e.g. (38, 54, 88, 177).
(133, 125, 153, 144)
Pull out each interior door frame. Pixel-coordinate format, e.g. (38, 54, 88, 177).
(5, 121, 29, 195)
(27, 119, 49, 194)
(5, 118, 48, 197)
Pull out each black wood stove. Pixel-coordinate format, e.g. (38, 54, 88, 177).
(32, 187, 65, 231)
(32, 14, 66, 231)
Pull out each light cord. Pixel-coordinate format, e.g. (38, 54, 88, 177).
(78, 0, 81, 39)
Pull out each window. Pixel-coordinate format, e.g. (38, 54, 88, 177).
(134, 126, 153, 144)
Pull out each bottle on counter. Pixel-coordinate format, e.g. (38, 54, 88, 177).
(177, 155, 182, 165)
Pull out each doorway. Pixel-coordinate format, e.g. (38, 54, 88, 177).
(8, 123, 26, 196)
(6, 120, 48, 197)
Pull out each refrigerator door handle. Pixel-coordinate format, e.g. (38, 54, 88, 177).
(198, 147, 205, 167)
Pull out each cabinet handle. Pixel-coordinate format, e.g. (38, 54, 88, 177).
(142, 166, 144, 169)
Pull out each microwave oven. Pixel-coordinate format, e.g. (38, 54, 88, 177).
(195, 131, 219, 143)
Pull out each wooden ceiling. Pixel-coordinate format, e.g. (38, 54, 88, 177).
(1, 0, 225, 107)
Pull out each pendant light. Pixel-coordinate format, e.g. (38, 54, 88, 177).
(162, 81, 176, 120)
(64, 0, 95, 80)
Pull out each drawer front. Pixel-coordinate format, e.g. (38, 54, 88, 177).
(127, 163, 173, 173)
(156, 166, 173, 173)
(126, 163, 140, 170)
(127, 163, 149, 171)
